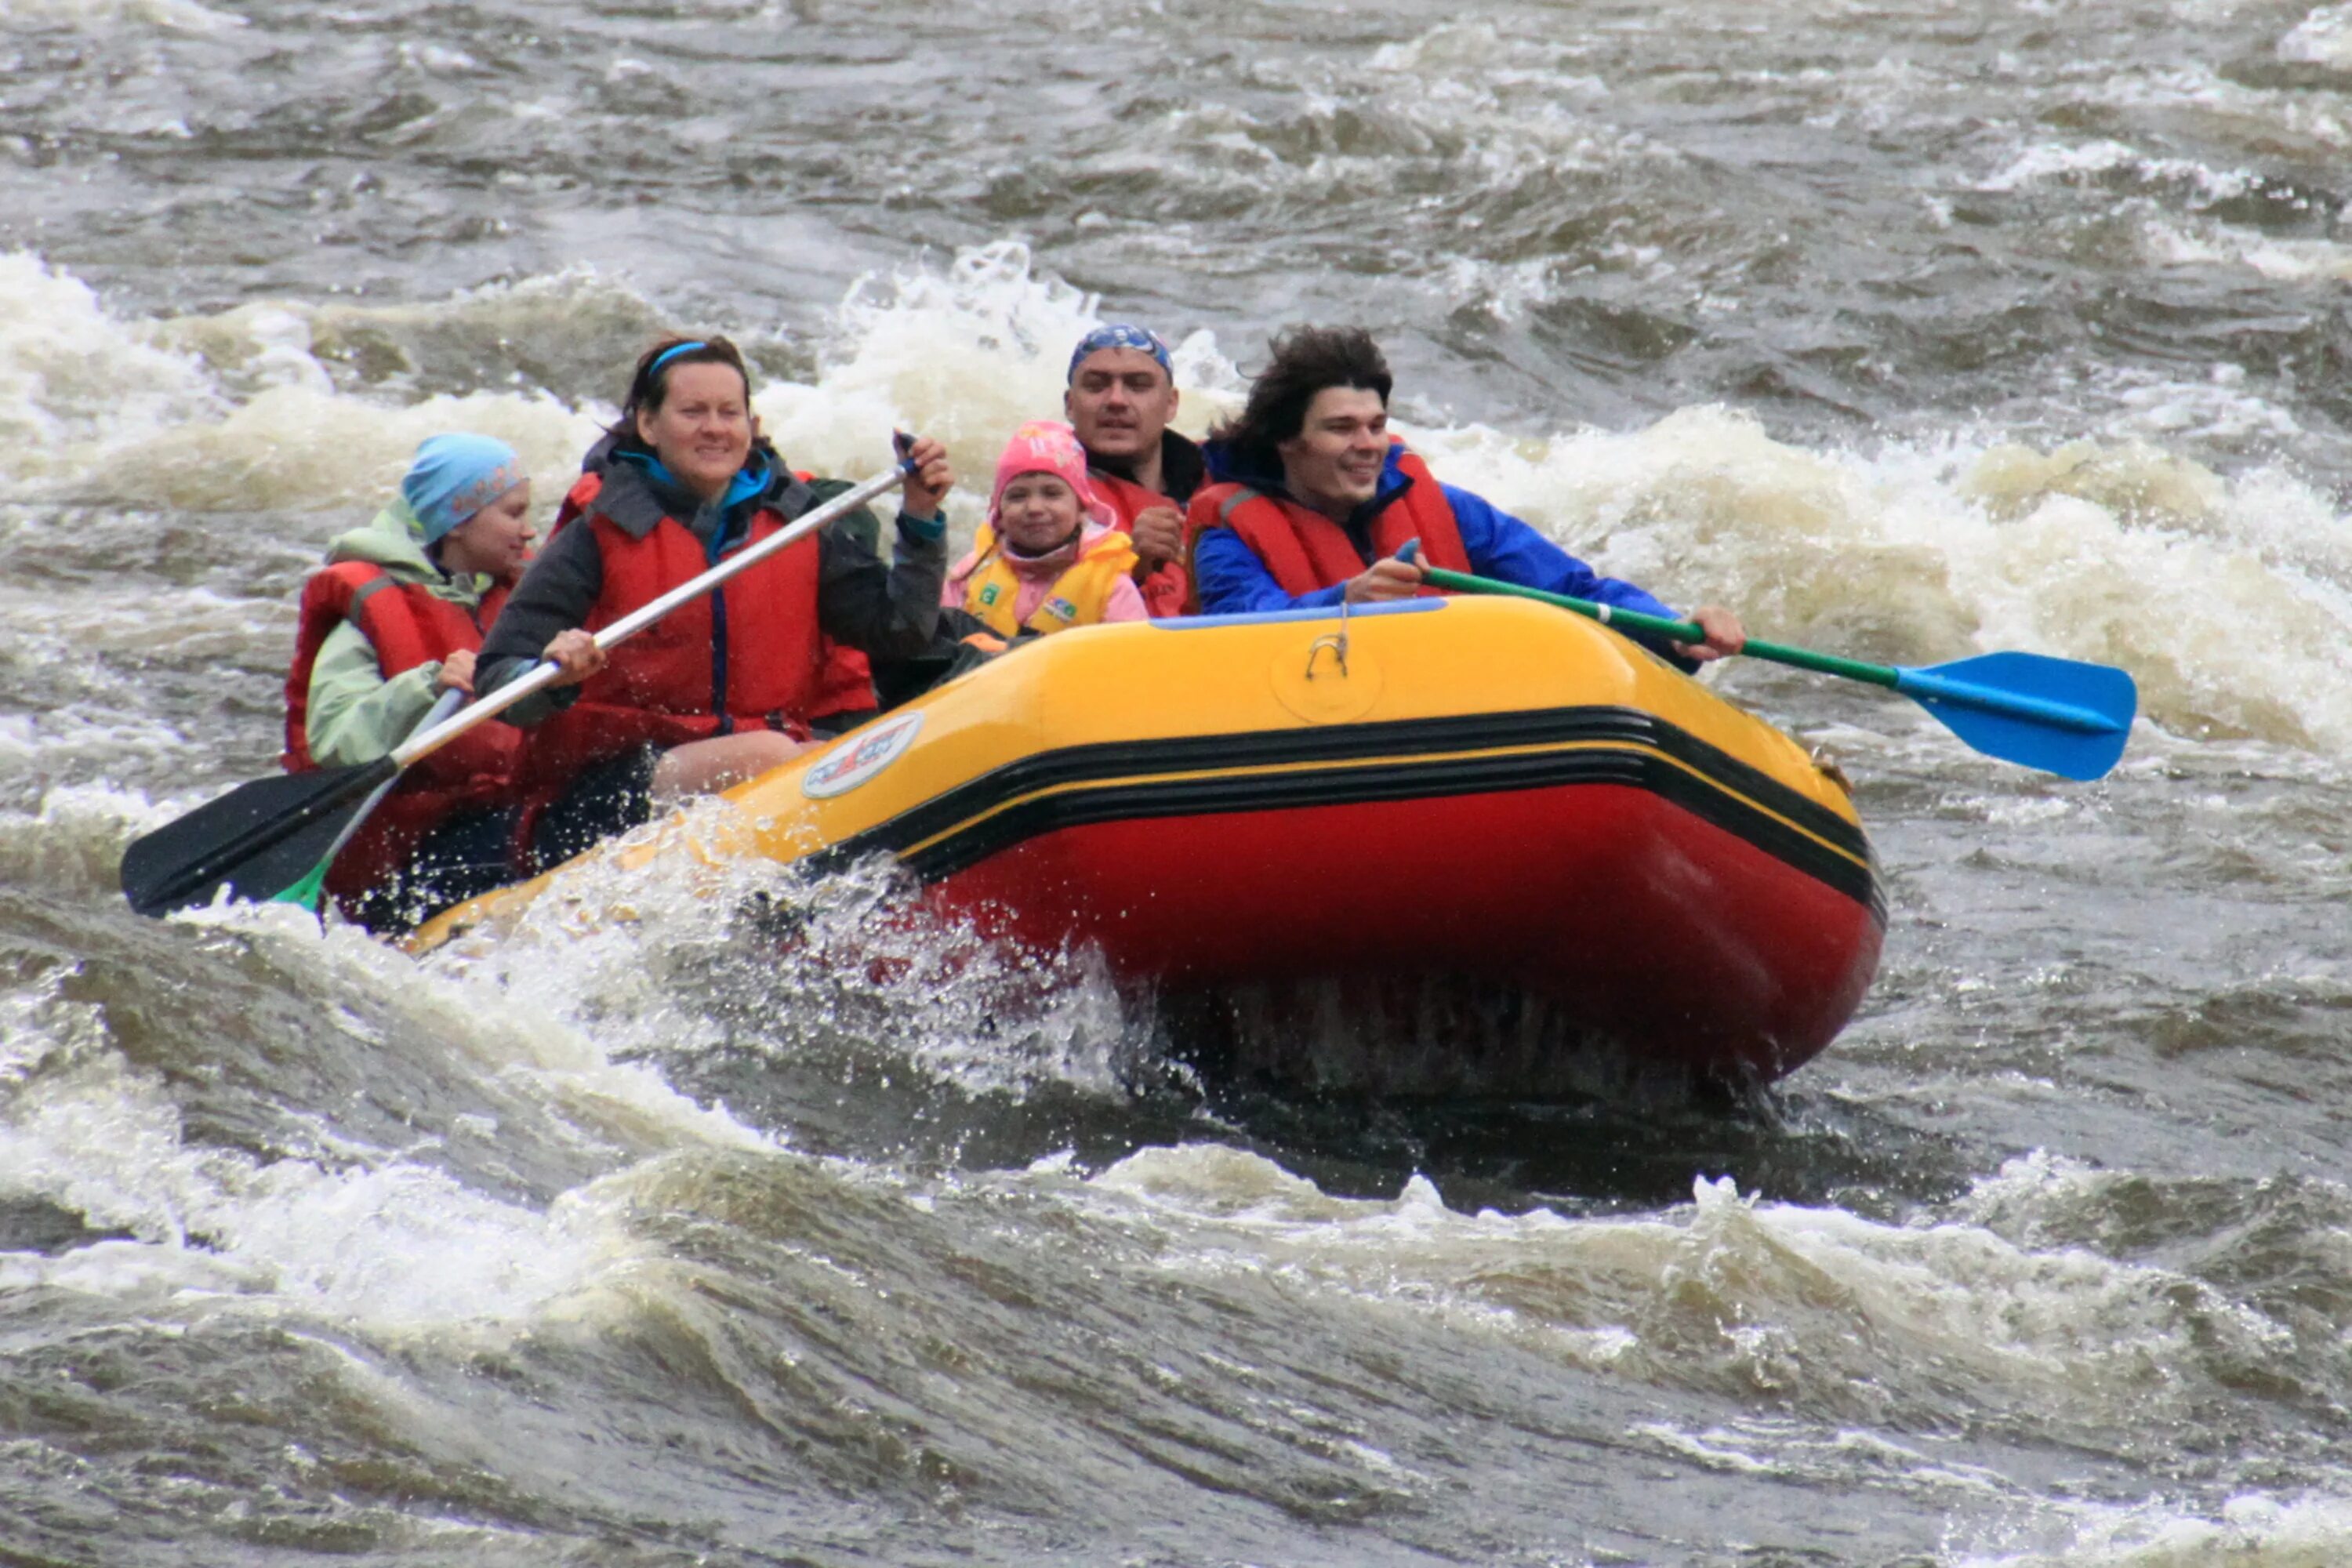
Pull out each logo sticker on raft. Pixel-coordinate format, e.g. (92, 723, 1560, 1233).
(802, 710, 925, 799)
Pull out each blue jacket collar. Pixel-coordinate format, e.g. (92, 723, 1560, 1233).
(615, 447, 774, 515)
(589, 436, 814, 546)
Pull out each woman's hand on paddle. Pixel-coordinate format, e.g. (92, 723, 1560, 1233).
(1344, 554, 1426, 604)
(1675, 604, 1746, 663)
(434, 650, 477, 696)
(898, 436, 955, 521)
(542, 628, 606, 688)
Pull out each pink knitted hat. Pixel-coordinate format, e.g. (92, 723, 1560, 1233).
(988, 420, 1117, 532)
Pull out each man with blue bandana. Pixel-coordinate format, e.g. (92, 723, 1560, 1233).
(1064, 324, 1204, 616)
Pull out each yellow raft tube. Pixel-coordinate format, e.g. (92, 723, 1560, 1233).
(413, 596, 1883, 1091)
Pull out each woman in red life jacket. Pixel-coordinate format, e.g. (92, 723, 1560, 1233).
(545, 435, 886, 739)
(944, 421, 1149, 637)
(473, 336, 954, 870)
(281, 433, 537, 929)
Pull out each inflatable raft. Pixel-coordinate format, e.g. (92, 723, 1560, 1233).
(414, 596, 1885, 1092)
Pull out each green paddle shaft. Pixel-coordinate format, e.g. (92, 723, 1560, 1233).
(1416, 564, 1896, 687)
(1416, 563, 2133, 752)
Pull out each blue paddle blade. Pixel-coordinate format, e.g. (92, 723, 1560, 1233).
(1892, 652, 2138, 781)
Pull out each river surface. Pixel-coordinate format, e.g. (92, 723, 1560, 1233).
(5, 1, 2352, 1563)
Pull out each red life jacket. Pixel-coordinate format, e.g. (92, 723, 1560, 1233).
(523, 473, 826, 791)
(1089, 466, 1192, 617)
(808, 644, 877, 724)
(281, 562, 520, 895)
(554, 470, 874, 724)
(1184, 445, 1472, 598)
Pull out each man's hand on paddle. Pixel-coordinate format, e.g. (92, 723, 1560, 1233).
(1674, 605, 1745, 663)
(1343, 554, 1427, 604)
(1128, 503, 1185, 572)
(542, 629, 606, 688)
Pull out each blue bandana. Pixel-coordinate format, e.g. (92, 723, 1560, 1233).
(1068, 324, 1173, 384)
(401, 434, 526, 545)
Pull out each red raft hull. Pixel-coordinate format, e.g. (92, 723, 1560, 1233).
(419, 597, 1886, 1093)
(925, 779, 1882, 1094)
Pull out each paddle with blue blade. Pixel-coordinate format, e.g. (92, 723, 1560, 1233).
(121, 449, 920, 920)
(1399, 550, 2137, 780)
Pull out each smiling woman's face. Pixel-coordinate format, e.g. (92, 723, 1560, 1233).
(637, 361, 753, 502)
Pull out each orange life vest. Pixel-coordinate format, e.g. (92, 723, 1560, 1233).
(523, 473, 826, 791)
(1185, 445, 1472, 598)
(957, 522, 1141, 638)
(554, 470, 875, 724)
(1088, 466, 1192, 616)
(281, 563, 519, 895)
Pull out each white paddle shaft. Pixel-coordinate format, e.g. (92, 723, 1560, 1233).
(390, 460, 912, 770)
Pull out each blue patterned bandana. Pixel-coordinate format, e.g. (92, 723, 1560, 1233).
(1068, 324, 1172, 383)
(402, 434, 526, 544)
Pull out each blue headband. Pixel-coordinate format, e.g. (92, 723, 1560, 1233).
(649, 339, 710, 378)
(1068, 324, 1172, 384)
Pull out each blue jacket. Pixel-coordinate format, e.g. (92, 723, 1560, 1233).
(1192, 440, 1696, 664)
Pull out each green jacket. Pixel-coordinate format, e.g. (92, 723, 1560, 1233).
(304, 501, 499, 768)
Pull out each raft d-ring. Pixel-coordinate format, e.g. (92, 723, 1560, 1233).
(1305, 594, 1352, 679)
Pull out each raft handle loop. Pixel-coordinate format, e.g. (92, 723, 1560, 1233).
(1305, 592, 1352, 680)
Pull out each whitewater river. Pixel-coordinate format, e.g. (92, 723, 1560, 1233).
(5, 1, 2352, 1563)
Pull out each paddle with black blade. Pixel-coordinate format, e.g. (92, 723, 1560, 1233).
(1397, 548, 2137, 780)
(121, 448, 921, 919)
(266, 684, 468, 914)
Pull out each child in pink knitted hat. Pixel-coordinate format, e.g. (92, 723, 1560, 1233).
(946, 421, 1149, 637)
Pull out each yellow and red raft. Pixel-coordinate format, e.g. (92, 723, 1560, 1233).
(413, 596, 1883, 1092)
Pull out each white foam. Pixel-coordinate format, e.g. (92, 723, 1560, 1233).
(426, 807, 1141, 1102)
(0, 0, 242, 31)
(1073, 1153, 2267, 1429)
(1, 253, 616, 509)
(1399, 405, 2352, 756)
(1976, 139, 2256, 202)
(0, 975, 602, 1325)
(203, 894, 779, 1156)
(2281, 5, 2352, 67)
(1368, 21, 1518, 74)
(0, 884, 802, 1332)
(753, 241, 1240, 550)
(0, 252, 224, 473)
(2140, 210, 2352, 282)
(0, 783, 176, 894)
(1958, 1491, 2352, 1566)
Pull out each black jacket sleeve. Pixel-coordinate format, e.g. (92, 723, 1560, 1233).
(474, 519, 604, 727)
(815, 495, 948, 660)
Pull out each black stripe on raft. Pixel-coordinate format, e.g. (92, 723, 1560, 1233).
(805, 706, 1887, 924)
